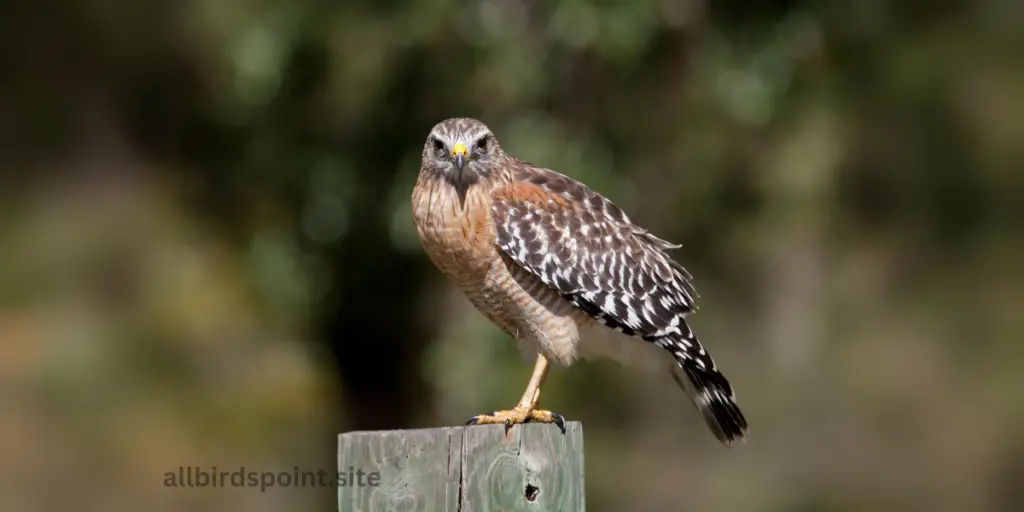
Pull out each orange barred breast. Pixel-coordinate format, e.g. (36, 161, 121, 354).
(411, 176, 589, 364)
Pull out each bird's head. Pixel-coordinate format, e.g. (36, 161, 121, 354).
(421, 117, 503, 187)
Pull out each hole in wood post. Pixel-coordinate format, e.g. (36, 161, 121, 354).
(525, 483, 540, 502)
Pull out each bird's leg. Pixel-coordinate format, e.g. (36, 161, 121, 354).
(466, 355, 566, 434)
(518, 353, 550, 409)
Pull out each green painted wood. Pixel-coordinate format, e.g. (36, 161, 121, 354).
(459, 422, 585, 511)
(338, 426, 464, 511)
(338, 422, 584, 511)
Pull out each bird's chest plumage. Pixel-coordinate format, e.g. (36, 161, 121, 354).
(411, 178, 512, 324)
(411, 175, 586, 364)
(412, 179, 498, 278)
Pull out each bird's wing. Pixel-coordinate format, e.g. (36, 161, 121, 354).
(491, 163, 697, 340)
(492, 162, 748, 444)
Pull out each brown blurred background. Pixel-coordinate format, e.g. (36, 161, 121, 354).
(1, 0, 1022, 510)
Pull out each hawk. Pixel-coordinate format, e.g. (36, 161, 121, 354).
(411, 117, 748, 445)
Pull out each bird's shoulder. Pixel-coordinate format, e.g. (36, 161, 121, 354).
(489, 157, 681, 251)
(491, 158, 629, 222)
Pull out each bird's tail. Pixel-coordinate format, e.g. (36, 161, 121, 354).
(660, 323, 748, 445)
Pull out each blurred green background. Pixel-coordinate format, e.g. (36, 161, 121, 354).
(1, 0, 1022, 510)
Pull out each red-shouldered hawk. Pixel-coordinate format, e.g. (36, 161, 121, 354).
(412, 118, 748, 445)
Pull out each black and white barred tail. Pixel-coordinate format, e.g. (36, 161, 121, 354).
(659, 323, 748, 445)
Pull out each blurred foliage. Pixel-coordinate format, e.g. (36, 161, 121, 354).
(1, 0, 1022, 510)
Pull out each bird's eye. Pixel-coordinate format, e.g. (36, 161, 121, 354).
(476, 136, 488, 151)
(432, 138, 445, 152)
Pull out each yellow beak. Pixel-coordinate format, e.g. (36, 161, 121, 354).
(452, 143, 468, 170)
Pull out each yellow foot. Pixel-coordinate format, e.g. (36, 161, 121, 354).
(466, 407, 566, 434)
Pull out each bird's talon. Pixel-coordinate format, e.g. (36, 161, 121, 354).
(551, 413, 567, 434)
(463, 407, 566, 434)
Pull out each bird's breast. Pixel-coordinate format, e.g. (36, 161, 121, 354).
(411, 174, 587, 364)
(411, 177, 499, 279)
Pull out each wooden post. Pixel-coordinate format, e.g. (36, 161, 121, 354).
(338, 422, 584, 511)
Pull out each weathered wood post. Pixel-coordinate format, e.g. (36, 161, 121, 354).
(338, 422, 584, 511)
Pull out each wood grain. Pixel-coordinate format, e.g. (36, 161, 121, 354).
(338, 422, 584, 511)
